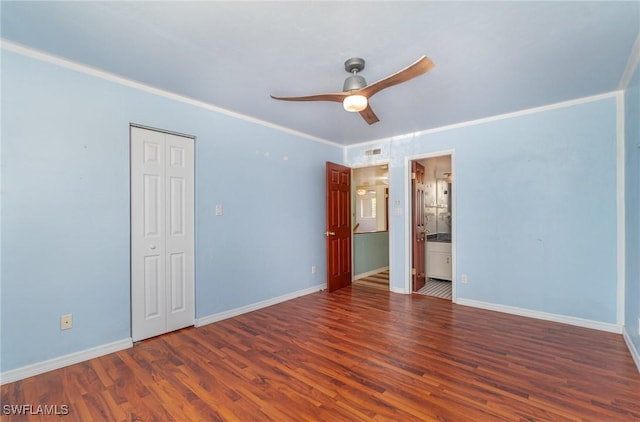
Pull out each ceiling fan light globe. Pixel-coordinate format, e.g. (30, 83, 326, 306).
(343, 95, 368, 112)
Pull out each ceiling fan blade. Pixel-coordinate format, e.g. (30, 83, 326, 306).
(270, 92, 347, 103)
(359, 56, 435, 98)
(359, 104, 380, 125)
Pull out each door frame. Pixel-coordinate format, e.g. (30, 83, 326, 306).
(403, 150, 457, 300)
(349, 161, 392, 289)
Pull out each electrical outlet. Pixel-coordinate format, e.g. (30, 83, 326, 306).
(215, 205, 223, 216)
(461, 274, 468, 284)
(311, 266, 317, 274)
(60, 314, 73, 330)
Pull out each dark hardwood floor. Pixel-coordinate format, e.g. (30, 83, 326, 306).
(2, 284, 639, 421)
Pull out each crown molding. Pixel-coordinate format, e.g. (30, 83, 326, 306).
(619, 31, 640, 90)
(0, 39, 341, 149)
(346, 91, 620, 151)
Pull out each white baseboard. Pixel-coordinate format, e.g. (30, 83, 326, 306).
(456, 298, 623, 334)
(354, 266, 389, 280)
(196, 283, 325, 327)
(390, 285, 407, 294)
(1, 285, 324, 385)
(0, 338, 133, 385)
(623, 327, 640, 373)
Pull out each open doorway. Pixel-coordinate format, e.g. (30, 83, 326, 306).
(410, 154, 454, 300)
(351, 164, 390, 291)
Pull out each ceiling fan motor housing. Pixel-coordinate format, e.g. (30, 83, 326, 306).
(343, 57, 367, 91)
(343, 74, 367, 91)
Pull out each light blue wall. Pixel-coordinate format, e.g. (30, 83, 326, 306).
(354, 232, 389, 276)
(0, 51, 341, 372)
(625, 61, 640, 357)
(347, 97, 619, 323)
(1, 46, 632, 375)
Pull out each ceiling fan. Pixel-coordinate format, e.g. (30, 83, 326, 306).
(270, 55, 435, 124)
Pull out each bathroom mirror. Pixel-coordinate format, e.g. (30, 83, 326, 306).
(420, 155, 452, 241)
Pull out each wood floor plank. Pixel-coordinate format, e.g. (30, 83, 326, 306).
(2, 284, 639, 421)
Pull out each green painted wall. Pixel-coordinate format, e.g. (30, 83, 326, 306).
(354, 231, 389, 276)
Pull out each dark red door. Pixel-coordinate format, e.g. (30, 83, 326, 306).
(326, 162, 351, 292)
(412, 161, 426, 291)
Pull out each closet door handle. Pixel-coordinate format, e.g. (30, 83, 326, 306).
(150, 245, 157, 250)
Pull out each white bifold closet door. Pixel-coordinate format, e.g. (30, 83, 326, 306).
(131, 126, 194, 342)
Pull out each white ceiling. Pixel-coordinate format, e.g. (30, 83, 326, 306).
(353, 164, 389, 187)
(2, 1, 638, 145)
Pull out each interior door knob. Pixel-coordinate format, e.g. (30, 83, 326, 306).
(325, 231, 336, 236)
(150, 245, 157, 250)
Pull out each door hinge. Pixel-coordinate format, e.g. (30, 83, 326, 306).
(411, 268, 417, 275)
